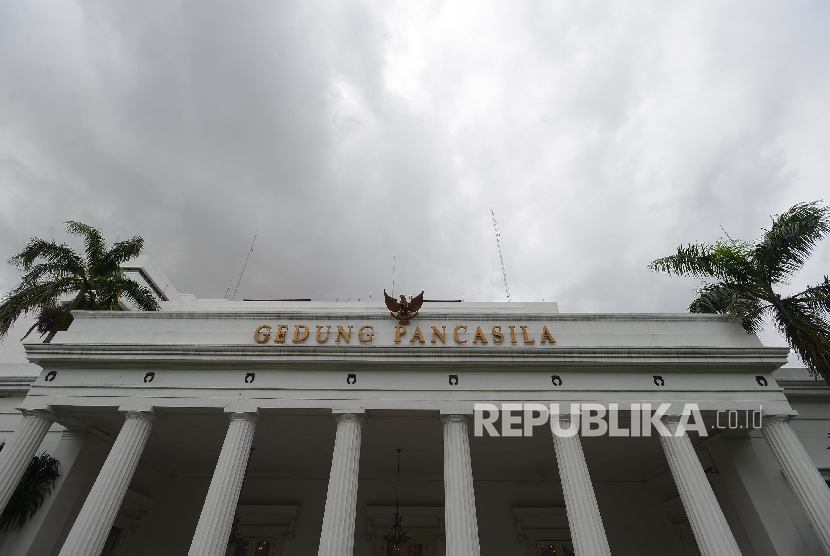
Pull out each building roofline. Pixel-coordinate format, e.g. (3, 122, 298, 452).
(64, 309, 749, 322)
(0, 375, 36, 391)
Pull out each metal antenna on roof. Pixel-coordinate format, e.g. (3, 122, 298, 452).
(491, 209, 511, 302)
(231, 231, 258, 301)
(720, 225, 736, 243)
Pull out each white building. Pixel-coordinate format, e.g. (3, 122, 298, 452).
(1, 259, 829, 556)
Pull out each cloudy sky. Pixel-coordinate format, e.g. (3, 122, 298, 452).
(1, 1, 829, 355)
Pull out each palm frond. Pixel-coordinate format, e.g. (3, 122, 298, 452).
(795, 276, 830, 315)
(28, 303, 73, 340)
(689, 282, 767, 334)
(0, 278, 81, 339)
(115, 277, 161, 311)
(65, 221, 107, 271)
(773, 297, 830, 383)
(650, 243, 713, 278)
(649, 240, 756, 283)
(2, 222, 158, 341)
(88, 280, 125, 310)
(8, 239, 85, 276)
(17, 261, 86, 289)
(651, 201, 830, 386)
(0, 452, 60, 533)
(754, 202, 830, 283)
(101, 237, 145, 270)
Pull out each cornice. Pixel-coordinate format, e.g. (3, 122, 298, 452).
(68, 310, 742, 323)
(0, 375, 36, 391)
(24, 343, 790, 369)
(775, 379, 830, 399)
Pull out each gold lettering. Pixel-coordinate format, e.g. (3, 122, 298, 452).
(520, 325, 535, 344)
(492, 325, 504, 344)
(410, 326, 426, 343)
(358, 325, 374, 343)
(336, 325, 352, 343)
(274, 324, 289, 343)
(541, 326, 556, 344)
(431, 325, 447, 344)
(292, 324, 310, 343)
(254, 325, 271, 344)
(454, 325, 467, 344)
(316, 325, 331, 343)
(473, 326, 488, 344)
(508, 325, 518, 344)
(394, 325, 407, 343)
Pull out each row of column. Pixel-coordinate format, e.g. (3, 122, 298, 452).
(2, 407, 830, 556)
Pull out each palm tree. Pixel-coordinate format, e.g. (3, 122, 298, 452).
(0, 221, 159, 343)
(649, 201, 830, 384)
(0, 444, 60, 533)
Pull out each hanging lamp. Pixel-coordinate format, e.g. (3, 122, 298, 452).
(383, 449, 410, 549)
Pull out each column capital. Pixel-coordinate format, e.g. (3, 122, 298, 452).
(118, 405, 158, 423)
(555, 411, 580, 424)
(17, 406, 57, 421)
(440, 414, 471, 425)
(661, 414, 684, 426)
(224, 402, 259, 415)
(227, 411, 260, 423)
(124, 411, 159, 425)
(333, 412, 364, 424)
(762, 413, 794, 426)
(19, 405, 91, 431)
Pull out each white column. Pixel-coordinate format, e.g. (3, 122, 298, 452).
(0, 408, 55, 514)
(551, 414, 611, 556)
(441, 414, 481, 556)
(762, 415, 830, 553)
(660, 416, 741, 556)
(706, 436, 809, 555)
(189, 411, 259, 556)
(317, 412, 363, 556)
(59, 409, 156, 556)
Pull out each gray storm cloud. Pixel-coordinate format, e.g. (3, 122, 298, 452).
(1, 0, 829, 355)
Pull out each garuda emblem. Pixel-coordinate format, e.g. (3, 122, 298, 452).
(384, 290, 425, 324)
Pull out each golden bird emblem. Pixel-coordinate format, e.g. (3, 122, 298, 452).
(384, 290, 425, 324)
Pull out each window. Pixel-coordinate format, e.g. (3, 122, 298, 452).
(367, 506, 443, 556)
(385, 541, 425, 555)
(536, 542, 575, 556)
(229, 540, 277, 556)
(223, 504, 297, 556)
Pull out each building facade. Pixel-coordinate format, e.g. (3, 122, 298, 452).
(1, 266, 830, 556)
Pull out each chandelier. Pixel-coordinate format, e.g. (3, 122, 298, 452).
(383, 449, 410, 548)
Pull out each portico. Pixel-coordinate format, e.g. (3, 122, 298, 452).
(1, 302, 829, 555)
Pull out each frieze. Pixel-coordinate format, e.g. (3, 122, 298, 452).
(253, 323, 556, 345)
